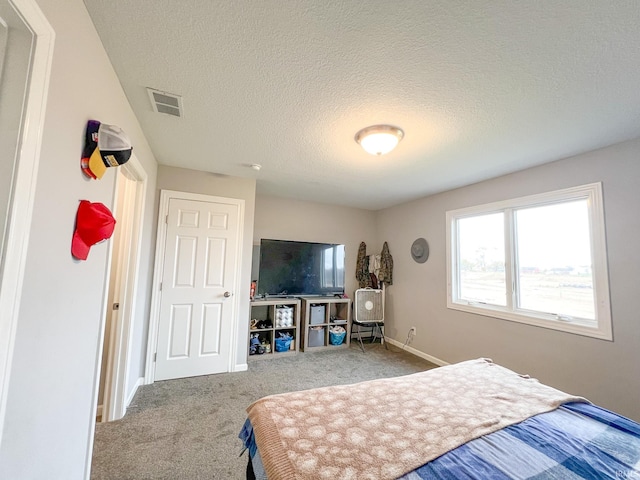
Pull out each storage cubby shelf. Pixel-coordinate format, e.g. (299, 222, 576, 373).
(248, 299, 300, 360)
(300, 297, 352, 351)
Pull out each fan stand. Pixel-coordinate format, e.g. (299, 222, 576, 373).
(353, 286, 387, 353)
(353, 321, 387, 353)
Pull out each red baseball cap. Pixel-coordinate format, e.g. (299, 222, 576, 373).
(71, 200, 116, 260)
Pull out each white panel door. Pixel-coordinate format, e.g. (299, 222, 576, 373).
(155, 197, 240, 381)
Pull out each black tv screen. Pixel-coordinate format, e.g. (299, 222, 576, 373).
(257, 239, 345, 297)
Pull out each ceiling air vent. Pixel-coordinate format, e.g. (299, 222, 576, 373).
(146, 88, 183, 117)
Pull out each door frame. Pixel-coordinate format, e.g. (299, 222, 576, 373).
(145, 189, 244, 383)
(98, 155, 147, 422)
(0, 0, 54, 446)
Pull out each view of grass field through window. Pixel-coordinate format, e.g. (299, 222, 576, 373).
(458, 200, 595, 322)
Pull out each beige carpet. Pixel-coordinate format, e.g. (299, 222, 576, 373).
(91, 343, 436, 480)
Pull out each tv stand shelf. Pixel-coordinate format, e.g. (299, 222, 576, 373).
(300, 297, 351, 351)
(248, 299, 300, 360)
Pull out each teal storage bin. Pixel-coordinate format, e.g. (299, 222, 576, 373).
(329, 330, 346, 345)
(275, 337, 292, 352)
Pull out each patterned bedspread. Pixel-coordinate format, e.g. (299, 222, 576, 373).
(241, 402, 640, 479)
(244, 359, 585, 479)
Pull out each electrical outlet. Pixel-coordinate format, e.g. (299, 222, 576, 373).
(403, 326, 417, 349)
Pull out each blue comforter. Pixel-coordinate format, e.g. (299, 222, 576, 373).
(240, 402, 640, 479)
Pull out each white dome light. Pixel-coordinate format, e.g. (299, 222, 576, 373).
(355, 125, 404, 156)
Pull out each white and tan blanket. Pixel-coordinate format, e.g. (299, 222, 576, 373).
(246, 358, 588, 480)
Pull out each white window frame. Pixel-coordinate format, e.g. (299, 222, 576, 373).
(446, 183, 612, 340)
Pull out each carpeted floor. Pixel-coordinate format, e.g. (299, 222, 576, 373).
(91, 343, 437, 480)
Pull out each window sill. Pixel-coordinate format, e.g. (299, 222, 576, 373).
(447, 300, 612, 341)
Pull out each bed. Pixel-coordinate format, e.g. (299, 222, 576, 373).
(239, 358, 640, 480)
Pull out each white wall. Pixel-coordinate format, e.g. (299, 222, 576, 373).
(376, 138, 640, 421)
(156, 166, 256, 368)
(0, 0, 158, 478)
(254, 195, 378, 299)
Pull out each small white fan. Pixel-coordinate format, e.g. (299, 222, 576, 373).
(353, 288, 385, 351)
(354, 288, 384, 323)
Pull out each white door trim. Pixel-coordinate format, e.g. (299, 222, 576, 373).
(0, 0, 54, 447)
(84, 155, 147, 479)
(145, 189, 244, 383)
(101, 155, 147, 421)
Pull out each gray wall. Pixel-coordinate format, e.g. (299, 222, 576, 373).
(0, 0, 159, 478)
(253, 195, 378, 299)
(376, 137, 640, 421)
(156, 166, 256, 367)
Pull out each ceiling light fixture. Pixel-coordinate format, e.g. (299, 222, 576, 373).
(355, 124, 404, 155)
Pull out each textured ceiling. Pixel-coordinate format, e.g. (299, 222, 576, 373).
(84, 1, 640, 210)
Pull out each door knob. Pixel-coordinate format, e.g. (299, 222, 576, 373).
(223, 291, 233, 298)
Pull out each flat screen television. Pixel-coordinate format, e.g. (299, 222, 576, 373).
(257, 239, 345, 297)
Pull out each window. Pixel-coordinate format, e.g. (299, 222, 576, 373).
(446, 183, 612, 340)
(321, 245, 345, 289)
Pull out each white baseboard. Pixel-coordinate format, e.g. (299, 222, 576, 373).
(234, 363, 248, 372)
(385, 338, 449, 367)
(126, 377, 144, 409)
